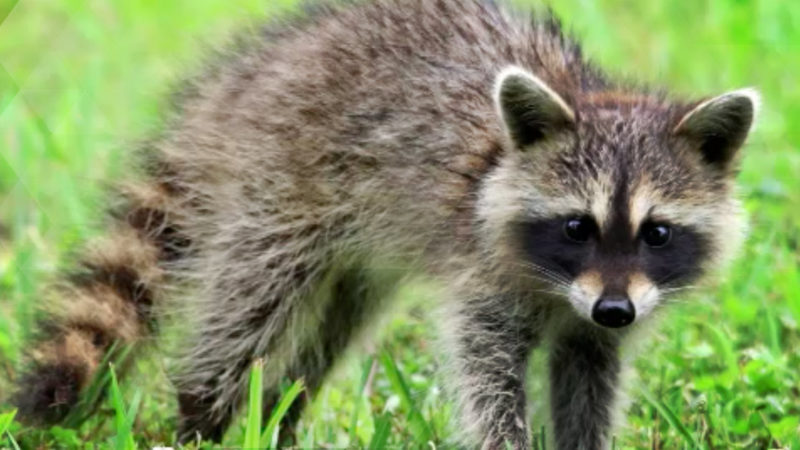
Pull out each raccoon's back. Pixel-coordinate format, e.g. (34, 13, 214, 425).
(148, 0, 605, 250)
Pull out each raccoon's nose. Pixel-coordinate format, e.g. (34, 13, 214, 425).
(591, 296, 636, 328)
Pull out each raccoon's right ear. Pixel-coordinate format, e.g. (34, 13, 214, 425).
(494, 66, 576, 149)
(673, 89, 760, 171)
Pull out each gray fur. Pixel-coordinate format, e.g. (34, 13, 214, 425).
(15, 0, 757, 448)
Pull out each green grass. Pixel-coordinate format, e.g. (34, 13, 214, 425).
(1, 0, 799, 448)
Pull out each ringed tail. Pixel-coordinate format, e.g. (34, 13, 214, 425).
(12, 179, 188, 424)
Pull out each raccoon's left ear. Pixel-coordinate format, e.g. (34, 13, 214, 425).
(494, 66, 576, 150)
(673, 88, 760, 170)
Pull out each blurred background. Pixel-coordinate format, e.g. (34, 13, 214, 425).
(0, 0, 798, 447)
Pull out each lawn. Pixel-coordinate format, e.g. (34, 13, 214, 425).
(1, 0, 798, 448)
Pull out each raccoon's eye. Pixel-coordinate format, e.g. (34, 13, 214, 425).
(563, 216, 596, 243)
(641, 222, 672, 247)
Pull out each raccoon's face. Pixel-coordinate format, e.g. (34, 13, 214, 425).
(483, 67, 759, 329)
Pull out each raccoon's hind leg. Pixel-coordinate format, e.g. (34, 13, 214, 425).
(173, 241, 328, 444)
(174, 238, 390, 444)
(261, 265, 393, 445)
(549, 326, 621, 450)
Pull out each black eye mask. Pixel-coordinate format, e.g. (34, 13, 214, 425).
(515, 217, 709, 287)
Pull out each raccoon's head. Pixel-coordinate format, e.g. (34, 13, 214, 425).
(481, 66, 759, 329)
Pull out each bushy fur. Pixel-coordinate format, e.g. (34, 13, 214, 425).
(13, 1, 757, 448)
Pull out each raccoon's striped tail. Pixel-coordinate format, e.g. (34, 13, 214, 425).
(12, 181, 188, 425)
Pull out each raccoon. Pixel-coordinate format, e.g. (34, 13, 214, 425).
(11, 0, 758, 448)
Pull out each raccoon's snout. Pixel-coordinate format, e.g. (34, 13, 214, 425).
(591, 295, 636, 328)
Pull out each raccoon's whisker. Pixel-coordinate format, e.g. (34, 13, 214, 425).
(516, 269, 571, 290)
(658, 297, 692, 309)
(651, 269, 698, 289)
(525, 262, 570, 281)
(501, 263, 571, 292)
(511, 259, 565, 278)
(660, 285, 696, 294)
(512, 261, 572, 288)
(515, 272, 570, 292)
(652, 284, 700, 311)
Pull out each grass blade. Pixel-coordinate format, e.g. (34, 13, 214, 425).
(349, 356, 375, 445)
(368, 412, 392, 450)
(639, 387, 699, 448)
(0, 409, 16, 436)
(6, 433, 21, 450)
(260, 378, 305, 449)
(126, 389, 143, 425)
(64, 341, 134, 428)
(243, 358, 264, 449)
(540, 425, 547, 450)
(379, 350, 433, 443)
(0, 409, 20, 450)
(108, 363, 136, 450)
